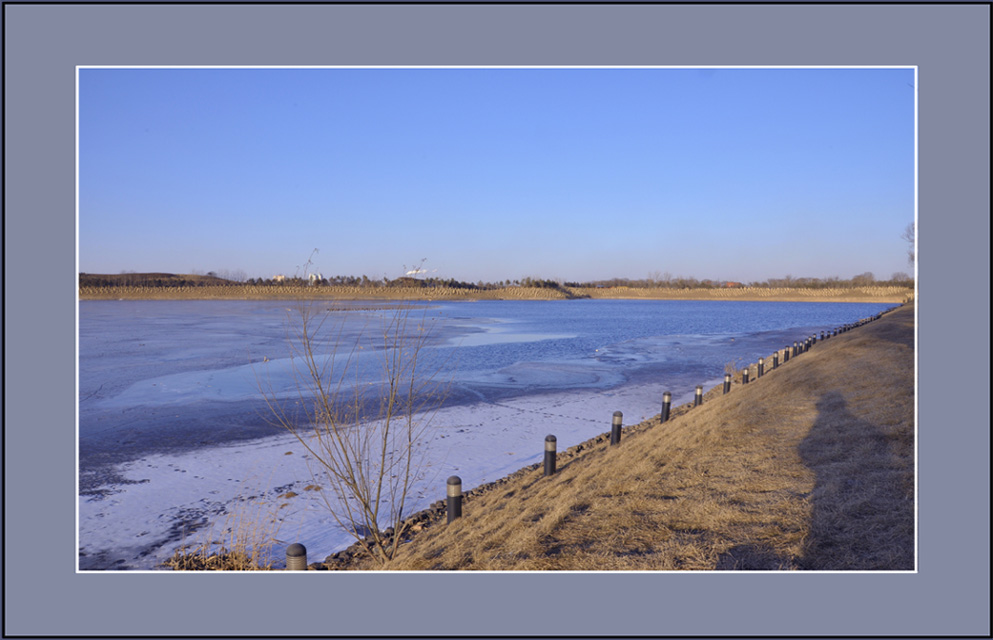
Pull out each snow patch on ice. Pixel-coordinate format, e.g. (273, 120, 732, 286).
(78, 382, 666, 571)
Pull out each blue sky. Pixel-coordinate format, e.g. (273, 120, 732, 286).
(78, 67, 915, 283)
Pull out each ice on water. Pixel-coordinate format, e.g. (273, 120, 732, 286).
(78, 299, 894, 570)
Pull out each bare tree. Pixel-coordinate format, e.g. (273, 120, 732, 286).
(404, 258, 429, 278)
(902, 223, 916, 265)
(258, 301, 448, 564)
(852, 271, 876, 286)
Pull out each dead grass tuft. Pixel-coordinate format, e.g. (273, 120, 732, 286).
(164, 476, 286, 571)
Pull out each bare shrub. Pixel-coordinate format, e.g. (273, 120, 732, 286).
(258, 301, 448, 564)
(724, 357, 745, 377)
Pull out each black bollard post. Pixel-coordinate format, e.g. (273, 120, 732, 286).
(694, 385, 703, 407)
(742, 368, 749, 384)
(793, 341, 798, 357)
(773, 352, 779, 369)
(286, 543, 307, 571)
(544, 435, 557, 476)
(723, 373, 731, 394)
(757, 358, 764, 378)
(447, 476, 462, 523)
(783, 346, 790, 362)
(610, 411, 622, 445)
(660, 391, 671, 423)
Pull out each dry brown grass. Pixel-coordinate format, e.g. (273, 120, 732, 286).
(78, 285, 572, 301)
(357, 303, 916, 571)
(164, 476, 287, 571)
(572, 285, 912, 303)
(78, 285, 911, 303)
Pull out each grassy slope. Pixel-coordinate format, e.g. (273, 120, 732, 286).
(350, 303, 915, 571)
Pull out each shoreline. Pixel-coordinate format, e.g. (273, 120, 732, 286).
(329, 302, 914, 571)
(79, 284, 913, 304)
(79, 378, 675, 570)
(78, 300, 909, 570)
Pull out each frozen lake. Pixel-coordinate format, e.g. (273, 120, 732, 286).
(78, 298, 894, 570)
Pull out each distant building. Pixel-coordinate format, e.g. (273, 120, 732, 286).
(273, 274, 286, 282)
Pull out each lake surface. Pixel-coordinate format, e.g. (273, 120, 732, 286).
(78, 298, 899, 568)
(78, 298, 894, 487)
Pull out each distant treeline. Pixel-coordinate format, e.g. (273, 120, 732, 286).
(576, 271, 914, 289)
(80, 271, 914, 290)
(79, 272, 234, 288)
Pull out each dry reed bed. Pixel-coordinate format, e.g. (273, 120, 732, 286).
(334, 303, 914, 571)
(80, 285, 911, 303)
(78, 285, 574, 300)
(573, 286, 912, 302)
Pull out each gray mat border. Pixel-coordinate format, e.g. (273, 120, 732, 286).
(3, 3, 989, 637)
